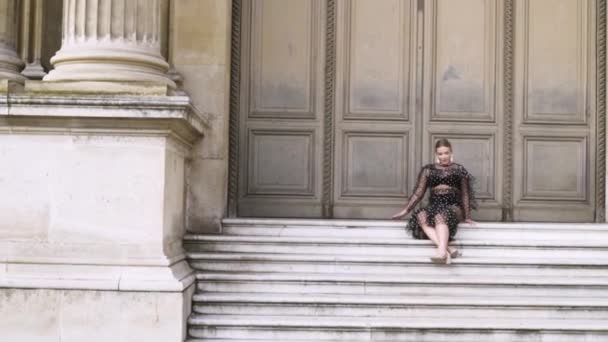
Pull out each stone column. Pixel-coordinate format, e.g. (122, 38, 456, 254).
(0, 0, 25, 82)
(20, 0, 47, 79)
(44, 0, 175, 87)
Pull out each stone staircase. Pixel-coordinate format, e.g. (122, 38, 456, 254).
(184, 218, 608, 342)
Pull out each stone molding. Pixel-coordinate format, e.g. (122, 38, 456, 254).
(597, 0, 607, 222)
(322, 0, 336, 218)
(0, 259, 195, 292)
(502, 0, 514, 221)
(227, 0, 242, 217)
(0, 91, 207, 145)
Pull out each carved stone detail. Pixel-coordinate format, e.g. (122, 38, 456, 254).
(228, 0, 242, 217)
(597, 0, 606, 222)
(502, 0, 514, 221)
(322, 0, 337, 218)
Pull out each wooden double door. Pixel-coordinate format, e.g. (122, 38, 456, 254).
(232, 0, 601, 221)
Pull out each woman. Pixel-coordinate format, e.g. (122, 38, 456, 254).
(391, 139, 477, 264)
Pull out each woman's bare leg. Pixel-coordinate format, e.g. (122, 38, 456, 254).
(416, 212, 441, 249)
(434, 214, 449, 258)
(446, 206, 463, 256)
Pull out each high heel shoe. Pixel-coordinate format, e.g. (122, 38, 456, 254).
(430, 250, 453, 265)
(448, 248, 462, 259)
(430, 252, 449, 264)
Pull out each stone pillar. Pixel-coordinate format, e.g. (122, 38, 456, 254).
(0, 0, 25, 82)
(44, 0, 175, 87)
(20, 0, 47, 79)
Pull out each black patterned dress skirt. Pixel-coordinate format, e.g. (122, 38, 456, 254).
(407, 192, 462, 241)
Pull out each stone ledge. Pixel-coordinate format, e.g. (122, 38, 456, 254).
(0, 259, 195, 292)
(0, 93, 208, 145)
(0, 80, 24, 93)
(0, 241, 188, 266)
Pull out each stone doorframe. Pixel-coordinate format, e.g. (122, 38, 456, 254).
(226, 0, 608, 222)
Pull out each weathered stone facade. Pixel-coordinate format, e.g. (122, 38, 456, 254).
(0, 0, 606, 341)
(0, 1, 230, 340)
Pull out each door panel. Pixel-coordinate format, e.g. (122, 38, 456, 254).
(431, 0, 497, 121)
(342, 0, 411, 119)
(249, 0, 315, 116)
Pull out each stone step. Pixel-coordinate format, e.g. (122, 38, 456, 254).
(187, 315, 608, 341)
(223, 218, 608, 230)
(184, 235, 608, 258)
(187, 340, 370, 342)
(187, 219, 608, 341)
(187, 341, 369, 342)
(188, 252, 608, 277)
(195, 272, 608, 297)
(221, 219, 608, 241)
(191, 292, 608, 320)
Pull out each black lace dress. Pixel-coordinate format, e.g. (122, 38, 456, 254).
(402, 163, 477, 240)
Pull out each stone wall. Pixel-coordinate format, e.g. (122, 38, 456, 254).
(0, 0, 215, 340)
(171, 0, 232, 233)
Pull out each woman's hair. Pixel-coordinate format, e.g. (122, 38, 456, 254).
(435, 138, 452, 151)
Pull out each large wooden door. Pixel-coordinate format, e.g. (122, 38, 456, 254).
(232, 0, 600, 221)
(511, 0, 597, 221)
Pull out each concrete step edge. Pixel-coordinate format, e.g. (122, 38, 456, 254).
(194, 271, 608, 286)
(191, 292, 608, 307)
(184, 235, 608, 248)
(187, 252, 608, 266)
(187, 314, 608, 331)
(221, 219, 608, 231)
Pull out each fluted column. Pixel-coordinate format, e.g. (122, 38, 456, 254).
(44, 0, 175, 87)
(20, 0, 47, 79)
(0, 0, 25, 82)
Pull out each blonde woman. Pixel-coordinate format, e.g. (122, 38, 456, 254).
(392, 139, 477, 264)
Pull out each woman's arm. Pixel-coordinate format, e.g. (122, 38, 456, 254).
(460, 166, 476, 223)
(391, 166, 429, 219)
(461, 175, 471, 220)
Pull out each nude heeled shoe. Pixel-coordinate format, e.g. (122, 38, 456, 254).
(449, 248, 462, 258)
(430, 251, 451, 264)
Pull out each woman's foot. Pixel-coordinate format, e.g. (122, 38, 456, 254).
(447, 246, 462, 258)
(430, 250, 449, 264)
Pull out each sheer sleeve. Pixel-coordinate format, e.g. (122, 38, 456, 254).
(459, 166, 477, 220)
(403, 166, 430, 214)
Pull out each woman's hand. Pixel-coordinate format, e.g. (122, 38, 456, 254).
(464, 218, 476, 225)
(391, 209, 409, 220)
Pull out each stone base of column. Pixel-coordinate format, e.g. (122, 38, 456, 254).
(25, 80, 172, 96)
(44, 46, 176, 88)
(21, 61, 46, 79)
(0, 92, 206, 341)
